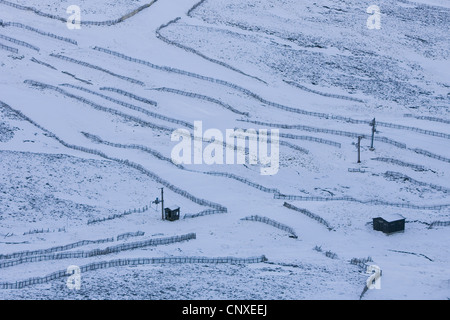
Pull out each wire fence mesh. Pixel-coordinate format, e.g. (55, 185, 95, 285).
(280, 132, 341, 148)
(277, 195, 449, 210)
(30, 57, 57, 70)
(0, 234, 197, 269)
(116, 231, 145, 241)
(283, 202, 333, 230)
(183, 209, 227, 219)
(60, 84, 192, 128)
(152, 87, 249, 116)
(241, 215, 298, 238)
(50, 54, 144, 85)
(284, 80, 365, 103)
(404, 114, 450, 125)
(384, 171, 450, 193)
(428, 221, 450, 229)
(0, 20, 77, 45)
(411, 148, 450, 163)
(100, 87, 157, 106)
(0, 33, 39, 51)
(0, 254, 267, 289)
(371, 157, 426, 171)
(0, 237, 115, 260)
(0, 41, 18, 53)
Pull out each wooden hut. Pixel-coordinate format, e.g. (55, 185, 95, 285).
(164, 206, 180, 221)
(373, 214, 405, 234)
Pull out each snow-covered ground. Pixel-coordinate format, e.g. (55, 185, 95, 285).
(0, 0, 449, 300)
(2, 0, 151, 21)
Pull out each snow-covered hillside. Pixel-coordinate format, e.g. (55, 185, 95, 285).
(0, 0, 449, 300)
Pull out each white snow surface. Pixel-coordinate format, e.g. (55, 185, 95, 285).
(0, 0, 449, 300)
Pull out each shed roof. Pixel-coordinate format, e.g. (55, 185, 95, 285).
(167, 205, 180, 211)
(375, 214, 405, 223)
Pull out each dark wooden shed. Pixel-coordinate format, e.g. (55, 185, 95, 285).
(164, 205, 180, 221)
(373, 214, 405, 234)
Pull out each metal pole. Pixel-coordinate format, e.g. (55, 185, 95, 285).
(370, 118, 376, 151)
(160, 188, 164, 220)
(357, 136, 362, 163)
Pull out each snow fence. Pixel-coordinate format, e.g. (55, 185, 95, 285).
(0, 255, 267, 289)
